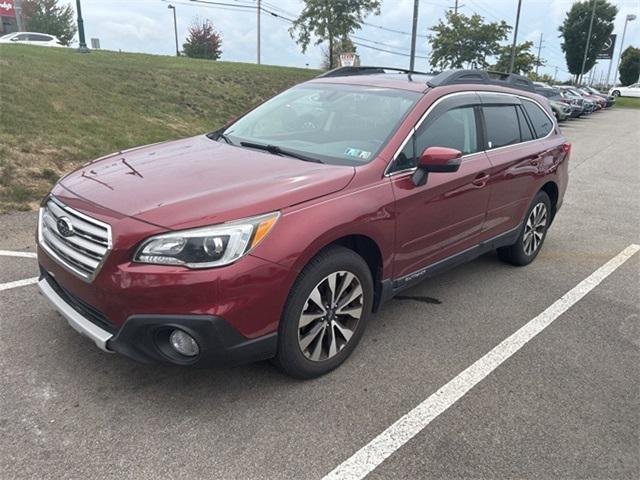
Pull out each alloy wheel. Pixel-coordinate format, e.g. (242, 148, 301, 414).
(523, 203, 548, 256)
(297, 271, 364, 362)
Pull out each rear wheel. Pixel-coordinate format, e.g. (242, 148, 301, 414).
(274, 246, 373, 379)
(498, 191, 551, 266)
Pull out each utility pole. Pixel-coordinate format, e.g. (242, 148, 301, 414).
(578, 0, 597, 85)
(451, 0, 464, 15)
(14, 0, 25, 31)
(508, 0, 523, 74)
(553, 66, 558, 84)
(409, 0, 420, 71)
(75, 0, 89, 52)
(535, 32, 544, 77)
(168, 5, 179, 56)
(257, 0, 261, 64)
(613, 14, 637, 86)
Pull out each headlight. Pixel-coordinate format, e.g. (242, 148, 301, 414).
(134, 212, 279, 268)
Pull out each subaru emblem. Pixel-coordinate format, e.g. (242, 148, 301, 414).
(56, 217, 75, 238)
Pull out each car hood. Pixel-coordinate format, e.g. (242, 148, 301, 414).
(60, 135, 356, 230)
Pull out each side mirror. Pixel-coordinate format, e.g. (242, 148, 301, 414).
(412, 146, 462, 186)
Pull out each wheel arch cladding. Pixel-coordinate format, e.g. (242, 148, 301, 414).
(305, 235, 383, 311)
(540, 181, 559, 221)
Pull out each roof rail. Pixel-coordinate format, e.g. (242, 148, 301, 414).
(317, 66, 431, 78)
(427, 69, 535, 92)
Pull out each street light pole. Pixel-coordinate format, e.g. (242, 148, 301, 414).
(409, 0, 420, 71)
(168, 4, 179, 56)
(508, 0, 522, 74)
(578, 0, 597, 85)
(14, 0, 25, 31)
(535, 32, 544, 77)
(257, 0, 261, 64)
(613, 14, 637, 86)
(75, 0, 89, 52)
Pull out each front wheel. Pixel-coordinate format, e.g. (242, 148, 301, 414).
(498, 191, 551, 266)
(612, 90, 621, 97)
(274, 246, 373, 379)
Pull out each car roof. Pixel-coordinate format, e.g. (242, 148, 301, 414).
(9, 31, 56, 37)
(308, 68, 556, 108)
(311, 73, 432, 93)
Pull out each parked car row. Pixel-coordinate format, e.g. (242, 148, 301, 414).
(533, 83, 616, 122)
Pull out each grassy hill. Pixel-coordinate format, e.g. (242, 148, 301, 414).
(0, 45, 318, 213)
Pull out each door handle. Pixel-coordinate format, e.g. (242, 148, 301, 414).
(529, 154, 543, 166)
(471, 173, 490, 187)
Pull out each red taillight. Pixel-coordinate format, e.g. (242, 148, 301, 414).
(562, 143, 571, 154)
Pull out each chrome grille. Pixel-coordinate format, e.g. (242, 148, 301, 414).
(38, 197, 112, 281)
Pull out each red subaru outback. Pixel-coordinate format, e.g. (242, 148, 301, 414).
(37, 68, 570, 378)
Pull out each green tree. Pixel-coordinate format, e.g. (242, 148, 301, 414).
(290, 0, 381, 69)
(22, 0, 77, 46)
(493, 41, 543, 74)
(618, 46, 640, 85)
(182, 19, 222, 60)
(429, 11, 511, 69)
(528, 72, 555, 85)
(558, 0, 617, 80)
(322, 36, 357, 69)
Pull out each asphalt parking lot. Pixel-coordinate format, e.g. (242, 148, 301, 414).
(1, 108, 639, 480)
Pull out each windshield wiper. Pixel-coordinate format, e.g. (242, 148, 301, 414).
(239, 141, 324, 164)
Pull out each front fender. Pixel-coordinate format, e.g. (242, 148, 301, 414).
(250, 179, 396, 282)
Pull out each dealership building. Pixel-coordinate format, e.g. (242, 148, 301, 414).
(0, 0, 19, 35)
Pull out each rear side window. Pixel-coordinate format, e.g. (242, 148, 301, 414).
(29, 34, 53, 42)
(516, 106, 534, 142)
(522, 99, 553, 138)
(483, 105, 520, 149)
(415, 106, 479, 156)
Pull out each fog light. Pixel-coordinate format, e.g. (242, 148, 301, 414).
(169, 329, 200, 357)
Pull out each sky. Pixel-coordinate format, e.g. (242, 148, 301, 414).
(61, 0, 640, 82)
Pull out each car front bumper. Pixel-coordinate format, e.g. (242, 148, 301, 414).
(38, 268, 279, 366)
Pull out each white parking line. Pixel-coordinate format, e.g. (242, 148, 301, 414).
(0, 277, 39, 292)
(323, 244, 640, 480)
(0, 250, 37, 259)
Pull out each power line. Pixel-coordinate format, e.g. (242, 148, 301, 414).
(465, 0, 502, 22)
(353, 41, 429, 59)
(187, 0, 256, 9)
(178, 0, 434, 62)
(362, 21, 429, 38)
(353, 36, 428, 56)
(164, 0, 254, 13)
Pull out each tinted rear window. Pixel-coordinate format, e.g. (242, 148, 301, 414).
(516, 105, 534, 142)
(522, 99, 553, 138)
(29, 34, 53, 41)
(483, 105, 521, 149)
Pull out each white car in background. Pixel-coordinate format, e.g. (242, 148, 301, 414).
(609, 83, 640, 97)
(0, 32, 65, 47)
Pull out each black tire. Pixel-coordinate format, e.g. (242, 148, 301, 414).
(497, 191, 551, 266)
(612, 90, 620, 97)
(274, 246, 373, 379)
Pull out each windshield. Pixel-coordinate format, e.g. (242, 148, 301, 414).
(222, 84, 420, 166)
